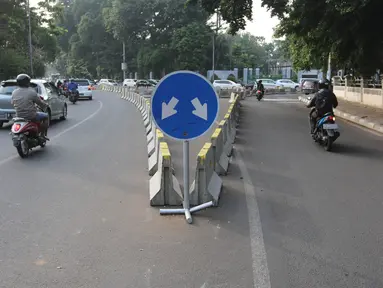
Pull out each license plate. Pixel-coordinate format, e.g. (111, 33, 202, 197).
(323, 124, 338, 130)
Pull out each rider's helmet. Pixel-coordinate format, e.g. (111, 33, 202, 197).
(258, 80, 263, 84)
(16, 74, 31, 88)
(318, 79, 330, 90)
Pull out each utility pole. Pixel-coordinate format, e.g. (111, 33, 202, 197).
(211, 11, 219, 82)
(122, 41, 126, 80)
(26, 0, 33, 77)
(326, 52, 331, 80)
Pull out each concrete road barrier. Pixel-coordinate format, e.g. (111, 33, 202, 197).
(149, 142, 183, 206)
(211, 128, 230, 175)
(99, 85, 181, 206)
(189, 143, 222, 206)
(97, 84, 243, 208)
(148, 129, 164, 176)
(219, 119, 233, 157)
(188, 94, 242, 205)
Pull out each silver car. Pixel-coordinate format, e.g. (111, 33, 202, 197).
(74, 79, 93, 100)
(0, 79, 68, 127)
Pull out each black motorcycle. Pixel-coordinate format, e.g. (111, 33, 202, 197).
(68, 90, 79, 104)
(309, 108, 340, 151)
(255, 89, 264, 101)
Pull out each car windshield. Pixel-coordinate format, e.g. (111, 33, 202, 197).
(0, 83, 18, 95)
(0, 82, 38, 94)
(75, 80, 89, 86)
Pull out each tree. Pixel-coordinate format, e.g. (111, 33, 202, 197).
(269, 0, 383, 74)
(194, 0, 383, 74)
(188, 0, 253, 34)
(0, 0, 63, 79)
(171, 22, 212, 71)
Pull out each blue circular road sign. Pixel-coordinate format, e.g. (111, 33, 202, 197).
(151, 71, 219, 140)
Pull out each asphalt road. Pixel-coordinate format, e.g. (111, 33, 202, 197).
(0, 91, 254, 288)
(2, 91, 382, 287)
(235, 93, 383, 288)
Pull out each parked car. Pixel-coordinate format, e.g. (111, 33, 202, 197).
(99, 79, 118, 86)
(256, 79, 282, 90)
(276, 79, 300, 90)
(243, 81, 256, 90)
(213, 80, 241, 90)
(135, 79, 154, 87)
(0, 79, 67, 127)
(74, 79, 93, 100)
(123, 79, 136, 87)
(301, 79, 319, 95)
(148, 79, 159, 85)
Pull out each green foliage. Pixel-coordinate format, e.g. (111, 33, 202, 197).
(227, 74, 236, 82)
(188, 0, 253, 34)
(267, 0, 383, 75)
(0, 0, 63, 79)
(193, 0, 383, 74)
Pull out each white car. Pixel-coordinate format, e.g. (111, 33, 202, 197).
(123, 79, 136, 87)
(213, 80, 241, 89)
(99, 79, 118, 86)
(256, 79, 281, 89)
(74, 79, 93, 100)
(276, 79, 300, 90)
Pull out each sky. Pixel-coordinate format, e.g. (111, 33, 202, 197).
(245, 0, 280, 42)
(30, 0, 279, 42)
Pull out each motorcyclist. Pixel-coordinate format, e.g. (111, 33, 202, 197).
(256, 80, 265, 95)
(56, 79, 62, 89)
(307, 79, 338, 134)
(11, 74, 49, 138)
(67, 79, 79, 97)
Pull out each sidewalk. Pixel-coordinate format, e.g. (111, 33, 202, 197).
(298, 95, 383, 134)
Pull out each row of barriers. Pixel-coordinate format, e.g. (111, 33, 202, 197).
(107, 84, 297, 100)
(98, 84, 241, 208)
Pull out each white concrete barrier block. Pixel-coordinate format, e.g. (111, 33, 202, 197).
(150, 142, 183, 206)
(190, 143, 222, 206)
(211, 128, 229, 175)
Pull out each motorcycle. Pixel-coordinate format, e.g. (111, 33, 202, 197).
(310, 110, 340, 151)
(68, 90, 78, 104)
(255, 90, 264, 101)
(10, 117, 49, 158)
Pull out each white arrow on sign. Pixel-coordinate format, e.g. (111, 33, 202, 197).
(191, 97, 208, 120)
(162, 97, 179, 120)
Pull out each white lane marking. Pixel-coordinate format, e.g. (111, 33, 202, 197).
(0, 100, 103, 167)
(262, 98, 300, 102)
(235, 149, 271, 288)
(50, 100, 103, 139)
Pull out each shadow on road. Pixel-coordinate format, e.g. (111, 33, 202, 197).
(331, 143, 383, 160)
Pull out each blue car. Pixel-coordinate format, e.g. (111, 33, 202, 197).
(0, 79, 68, 127)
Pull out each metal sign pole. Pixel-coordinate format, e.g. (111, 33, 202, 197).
(183, 140, 192, 223)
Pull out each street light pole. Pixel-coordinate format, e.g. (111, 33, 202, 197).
(26, 0, 34, 77)
(211, 11, 219, 82)
(122, 41, 126, 80)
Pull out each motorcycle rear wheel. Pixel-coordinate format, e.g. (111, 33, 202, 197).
(324, 137, 333, 151)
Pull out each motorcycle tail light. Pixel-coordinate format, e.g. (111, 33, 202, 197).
(14, 124, 21, 131)
(328, 116, 335, 121)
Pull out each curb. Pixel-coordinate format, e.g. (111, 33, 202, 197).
(298, 96, 383, 134)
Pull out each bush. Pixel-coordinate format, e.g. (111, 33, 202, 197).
(227, 74, 237, 82)
(210, 73, 220, 82)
